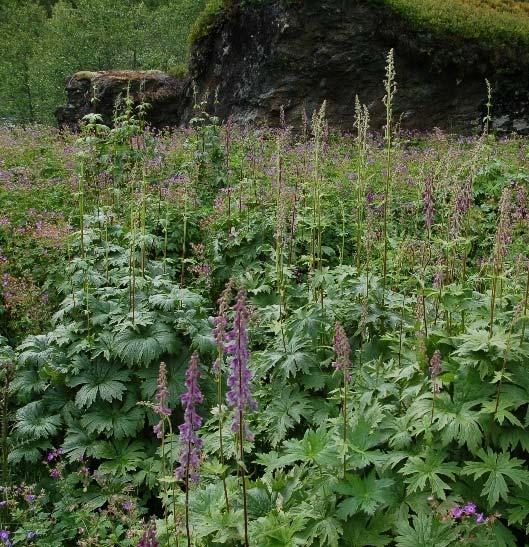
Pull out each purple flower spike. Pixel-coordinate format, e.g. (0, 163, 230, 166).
(463, 502, 477, 515)
(423, 177, 435, 229)
(137, 520, 158, 547)
(212, 281, 234, 375)
(153, 362, 171, 439)
(450, 507, 464, 519)
(175, 352, 204, 483)
(333, 322, 352, 381)
(226, 290, 257, 441)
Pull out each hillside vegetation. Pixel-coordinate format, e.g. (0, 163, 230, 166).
(386, 0, 529, 46)
(191, 0, 529, 48)
(2, 64, 529, 543)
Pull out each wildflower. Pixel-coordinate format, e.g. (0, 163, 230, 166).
(450, 502, 487, 524)
(333, 322, 352, 381)
(50, 468, 61, 479)
(226, 290, 257, 441)
(494, 187, 513, 260)
(45, 447, 62, 462)
(153, 362, 171, 439)
(423, 177, 434, 229)
(212, 280, 233, 374)
(25, 494, 36, 503)
(514, 184, 527, 220)
(0, 530, 11, 547)
(175, 352, 203, 483)
(27, 531, 37, 540)
(137, 520, 158, 547)
(429, 350, 442, 393)
(122, 501, 134, 512)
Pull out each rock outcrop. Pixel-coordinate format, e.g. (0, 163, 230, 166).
(56, 70, 188, 130)
(57, 0, 529, 133)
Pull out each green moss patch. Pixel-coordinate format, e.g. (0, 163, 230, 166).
(385, 0, 529, 47)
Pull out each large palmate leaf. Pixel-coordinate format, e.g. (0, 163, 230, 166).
(67, 361, 130, 408)
(80, 395, 145, 439)
(400, 451, 459, 500)
(10, 368, 47, 397)
(15, 401, 62, 440)
(95, 440, 146, 475)
(18, 334, 64, 368)
(149, 284, 203, 311)
(334, 472, 394, 518)
(282, 427, 339, 467)
(114, 322, 179, 366)
(263, 334, 317, 378)
(8, 438, 53, 464)
(434, 397, 483, 453)
(395, 514, 458, 547)
(251, 512, 307, 547)
(342, 514, 394, 547)
(262, 385, 313, 446)
(62, 425, 98, 461)
(345, 417, 387, 470)
(462, 448, 529, 507)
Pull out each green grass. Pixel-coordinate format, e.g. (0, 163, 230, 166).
(190, 0, 529, 49)
(385, 0, 529, 47)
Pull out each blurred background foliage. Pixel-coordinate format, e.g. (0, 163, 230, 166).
(0, 0, 206, 124)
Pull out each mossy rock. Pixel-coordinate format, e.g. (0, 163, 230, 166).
(73, 71, 99, 81)
(191, 0, 529, 51)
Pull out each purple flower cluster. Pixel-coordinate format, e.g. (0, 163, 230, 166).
(153, 362, 171, 439)
(44, 447, 63, 478)
(0, 530, 11, 547)
(175, 352, 204, 483)
(333, 322, 352, 382)
(450, 502, 487, 524)
(137, 521, 158, 547)
(226, 290, 257, 441)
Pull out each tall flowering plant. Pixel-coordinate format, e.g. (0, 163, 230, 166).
(211, 280, 234, 511)
(225, 289, 256, 547)
(333, 322, 352, 477)
(176, 352, 203, 547)
(175, 352, 203, 483)
(151, 362, 174, 540)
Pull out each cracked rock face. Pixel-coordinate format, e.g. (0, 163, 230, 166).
(57, 0, 529, 133)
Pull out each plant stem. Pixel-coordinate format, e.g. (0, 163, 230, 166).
(185, 441, 192, 547)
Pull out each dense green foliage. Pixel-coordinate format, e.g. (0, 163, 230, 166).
(0, 0, 205, 124)
(2, 62, 529, 543)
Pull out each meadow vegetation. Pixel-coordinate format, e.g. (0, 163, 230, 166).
(1, 54, 529, 545)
